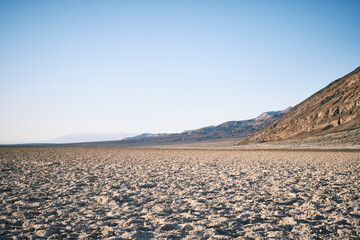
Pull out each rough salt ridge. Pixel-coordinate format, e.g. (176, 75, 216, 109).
(0, 147, 359, 239)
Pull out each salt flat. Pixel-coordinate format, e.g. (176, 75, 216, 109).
(0, 147, 359, 239)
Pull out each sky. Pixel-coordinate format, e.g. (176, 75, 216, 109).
(1, 0, 360, 143)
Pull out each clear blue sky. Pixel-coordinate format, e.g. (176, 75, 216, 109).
(1, 0, 359, 143)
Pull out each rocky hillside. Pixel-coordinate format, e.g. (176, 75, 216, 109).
(240, 66, 360, 144)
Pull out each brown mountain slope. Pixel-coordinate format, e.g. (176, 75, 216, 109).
(240, 66, 360, 145)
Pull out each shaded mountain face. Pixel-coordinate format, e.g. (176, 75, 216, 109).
(240, 66, 360, 145)
(78, 109, 289, 146)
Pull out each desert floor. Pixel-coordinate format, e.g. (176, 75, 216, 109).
(0, 147, 359, 239)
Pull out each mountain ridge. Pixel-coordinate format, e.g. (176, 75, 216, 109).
(70, 108, 290, 146)
(240, 66, 360, 145)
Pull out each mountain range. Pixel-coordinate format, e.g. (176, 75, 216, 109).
(104, 66, 360, 147)
(70, 108, 290, 146)
(15, 66, 359, 147)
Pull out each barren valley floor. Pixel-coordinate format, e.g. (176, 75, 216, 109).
(1, 147, 359, 239)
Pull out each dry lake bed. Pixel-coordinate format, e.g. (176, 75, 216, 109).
(0, 147, 359, 239)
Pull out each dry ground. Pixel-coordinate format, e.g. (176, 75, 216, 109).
(0, 147, 359, 239)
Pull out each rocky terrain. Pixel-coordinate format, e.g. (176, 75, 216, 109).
(1, 147, 360, 239)
(251, 128, 360, 148)
(240, 66, 360, 145)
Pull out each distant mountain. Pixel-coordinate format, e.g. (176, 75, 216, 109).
(240, 66, 360, 145)
(45, 132, 137, 144)
(178, 108, 291, 140)
(73, 108, 290, 146)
